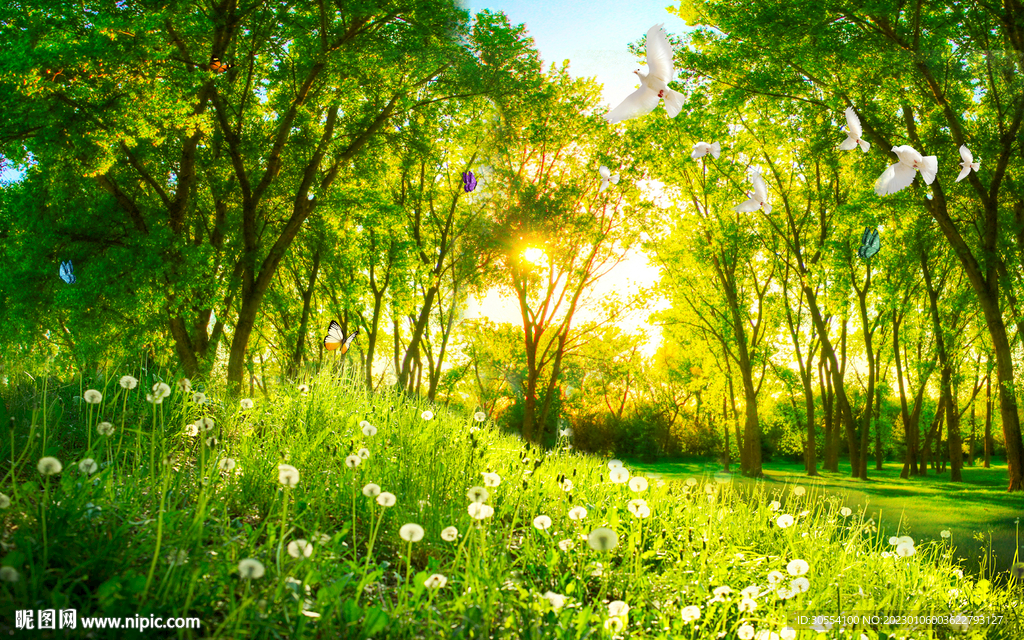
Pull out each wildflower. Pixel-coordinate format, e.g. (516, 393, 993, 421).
(474, 412, 486, 422)
(627, 498, 647, 516)
(238, 558, 265, 579)
(543, 591, 566, 609)
(468, 503, 493, 519)
(628, 476, 649, 492)
(421, 410, 434, 421)
(558, 539, 574, 551)
(888, 536, 900, 545)
(424, 573, 447, 589)
(441, 526, 458, 542)
(481, 472, 501, 487)
(896, 542, 916, 557)
(792, 486, 806, 496)
(738, 624, 755, 640)
(568, 506, 588, 520)
(755, 632, 780, 640)
(741, 585, 759, 599)
(218, 458, 237, 472)
(607, 459, 623, 469)
(711, 585, 732, 602)
(588, 527, 619, 551)
(119, 375, 139, 389)
(776, 514, 795, 528)
(604, 617, 624, 632)
(840, 507, 852, 517)
(790, 577, 810, 593)
(533, 515, 552, 531)
(357, 447, 370, 459)
(362, 423, 377, 437)
(560, 478, 573, 491)
(0, 494, 9, 509)
(705, 484, 716, 494)
(345, 454, 362, 468)
(84, 389, 103, 404)
(298, 384, 309, 394)
(685, 478, 697, 487)
(199, 417, 215, 431)
(608, 600, 629, 617)
(738, 597, 757, 612)
(240, 398, 254, 410)
(776, 586, 794, 600)
(146, 393, 164, 404)
(399, 523, 425, 542)
(559, 428, 572, 437)
(898, 535, 914, 545)
(787, 559, 809, 576)
(78, 458, 98, 475)
(38, 457, 63, 476)
(467, 486, 490, 503)
(178, 379, 192, 392)
(376, 492, 397, 507)
(941, 530, 951, 539)
(769, 500, 781, 511)
(0, 567, 19, 583)
(93, 421, 115, 436)
(680, 605, 701, 623)
(314, 533, 331, 545)
(192, 392, 207, 404)
(609, 467, 630, 483)
(362, 483, 381, 497)
(205, 436, 218, 447)
(767, 571, 785, 585)
(780, 628, 797, 640)
(277, 464, 300, 488)
(152, 382, 171, 398)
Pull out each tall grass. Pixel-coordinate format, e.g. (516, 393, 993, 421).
(0, 366, 1020, 639)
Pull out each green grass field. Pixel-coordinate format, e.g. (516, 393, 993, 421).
(624, 458, 1024, 580)
(1, 370, 1022, 638)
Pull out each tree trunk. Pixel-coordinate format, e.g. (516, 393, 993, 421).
(984, 366, 992, 468)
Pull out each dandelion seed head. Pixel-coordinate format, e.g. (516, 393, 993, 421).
(568, 506, 588, 520)
(0, 494, 9, 509)
(119, 375, 138, 389)
(277, 464, 300, 487)
(376, 492, 396, 507)
(78, 458, 98, 475)
(604, 617, 624, 632)
(421, 410, 434, 421)
(792, 486, 806, 496)
(608, 600, 629, 617)
(297, 384, 309, 394)
(467, 486, 490, 503)
(588, 527, 619, 551)
(0, 567, 19, 583)
(532, 515, 552, 530)
(790, 577, 810, 593)
(345, 454, 362, 468)
(238, 558, 265, 579)
(787, 559, 809, 576)
(287, 539, 313, 558)
(192, 392, 207, 404)
(219, 458, 237, 472)
(940, 530, 951, 539)
(543, 591, 565, 609)
(840, 507, 852, 517)
(680, 605, 701, 623)
(362, 483, 381, 497)
(441, 526, 458, 541)
(609, 467, 630, 483)
(361, 423, 377, 436)
(738, 597, 757, 612)
(240, 398, 254, 409)
(628, 476, 649, 492)
(83, 389, 103, 404)
(97, 421, 115, 436)
(607, 459, 623, 470)
(399, 523, 425, 542)
(481, 472, 501, 487)
(424, 573, 447, 589)
(37, 456, 63, 476)
(468, 502, 494, 519)
(474, 411, 486, 422)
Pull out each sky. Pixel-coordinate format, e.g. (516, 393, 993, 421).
(462, 0, 682, 346)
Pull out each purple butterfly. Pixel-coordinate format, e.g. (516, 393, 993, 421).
(462, 171, 477, 192)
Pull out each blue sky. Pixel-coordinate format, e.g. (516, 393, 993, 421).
(464, 0, 690, 110)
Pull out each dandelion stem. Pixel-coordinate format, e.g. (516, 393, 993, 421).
(143, 471, 170, 598)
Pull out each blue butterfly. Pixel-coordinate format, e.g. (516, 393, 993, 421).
(462, 171, 477, 192)
(59, 260, 76, 284)
(857, 227, 881, 260)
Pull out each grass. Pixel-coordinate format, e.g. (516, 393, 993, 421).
(624, 458, 1024, 580)
(0, 367, 1022, 639)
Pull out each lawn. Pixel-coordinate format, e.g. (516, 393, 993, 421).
(625, 458, 1024, 579)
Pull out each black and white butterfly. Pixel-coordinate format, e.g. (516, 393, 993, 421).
(59, 260, 76, 284)
(857, 227, 881, 260)
(323, 320, 357, 354)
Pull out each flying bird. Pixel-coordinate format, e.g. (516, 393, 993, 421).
(857, 227, 881, 260)
(734, 169, 771, 215)
(838, 107, 870, 153)
(598, 165, 619, 192)
(604, 24, 684, 124)
(323, 321, 358, 354)
(691, 141, 721, 160)
(59, 260, 75, 284)
(462, 171, 477, 192)
(955, 145, 979, 182)
(874, 145, 937, 196)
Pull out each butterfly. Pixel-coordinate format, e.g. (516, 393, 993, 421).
(462, 171, 477, 192)
(59, 260, 76, 284)
(323, 320, 358, 353)
(209, 57, 233, 73)
(857, 227, 881, 260)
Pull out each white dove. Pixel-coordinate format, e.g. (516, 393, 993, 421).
(734, 169, 771, 215)
(838, 107, 870, 153)
(598, 165, 619, 192)
(955, 145, 979, 182)
(691, 141, 721, 160)
(874, 145, 938, 196)
(604, 24, 684, 124)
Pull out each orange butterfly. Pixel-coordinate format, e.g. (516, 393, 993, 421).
(323, 321, 358, 354)
(209, 57, 232, 73)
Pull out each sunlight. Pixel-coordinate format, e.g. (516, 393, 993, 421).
(522, 247, 548, 267)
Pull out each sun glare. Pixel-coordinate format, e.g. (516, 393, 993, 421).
(522, 247, 548, 266)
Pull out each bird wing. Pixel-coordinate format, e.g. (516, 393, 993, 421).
(845, 107, 862, 138)
(751, 171, 768, 202)
(955, 165, 971, 183)
(918, 155, 938, 185)
(875, 162, 916, 195)
(734, 198, 761, 213)
(959, 145, 973, 164)
(709, 142, 721, 158)
(691, 144, 706, 160)
(599, 165, 611, 179)
(604, 86, 660, 124)
(839, 134, 859, 151)
(599, 179, 609, 192)
(610, 174, 620, 184)
(644, 24, 675, 84)
(857, 138, 870, 153)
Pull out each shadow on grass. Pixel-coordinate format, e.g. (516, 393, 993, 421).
(625, 456, 1024, 579)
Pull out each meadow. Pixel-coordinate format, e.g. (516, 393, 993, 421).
(1, 368, 1022, 639)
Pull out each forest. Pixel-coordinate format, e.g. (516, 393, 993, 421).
(2, 1, 1024, 638)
